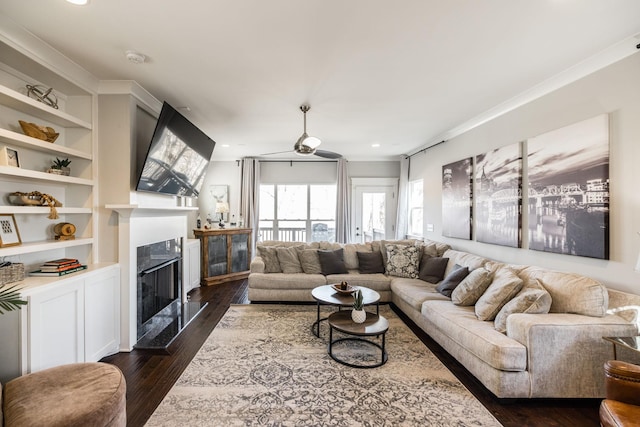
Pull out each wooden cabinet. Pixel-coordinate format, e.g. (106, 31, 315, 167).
(194, 228, 251, 285)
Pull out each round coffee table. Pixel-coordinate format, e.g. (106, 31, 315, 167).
(328, 310, 389, 368)
(311, 285, 380, 337)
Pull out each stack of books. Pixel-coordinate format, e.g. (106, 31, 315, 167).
(29, 258, 87, 277)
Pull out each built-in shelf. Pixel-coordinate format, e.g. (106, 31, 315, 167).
(0, 206, 91, 214)
(0, 165, 93, 186)
(0, 128, 92, 160)
(0, 237, 93, 257)
(15, 262, 118, 294)
(0, 85, 92, 129)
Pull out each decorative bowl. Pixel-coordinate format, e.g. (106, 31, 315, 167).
(331, 283, 355, 295)
(19, 120, 59, 143)
(8, 193, 44, 206)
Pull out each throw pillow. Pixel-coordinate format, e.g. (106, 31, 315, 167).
(451, 267, 493, 306)
(318, 248, 348, 275)
(256, 245, 281, 273)
(356, 251, 385, 274)
(297, 249, 322, 274)
(385, 244, 421, 278)
(475, 266, 524, 321)
(380, 239, 420, 266)
(494, 288, 552, 333)
(436, 264, 470, 297)
(418, 254, 449, 283)
(276, 246, 303, 274)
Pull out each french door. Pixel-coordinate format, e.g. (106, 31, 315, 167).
(352, 178, 398, 243)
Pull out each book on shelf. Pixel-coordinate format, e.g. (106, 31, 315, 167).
(42, 258, 80, 267)
(29, 265, 88, 277)
(39, 262, 83, 272)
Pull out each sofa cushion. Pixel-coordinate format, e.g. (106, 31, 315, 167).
(436, 264, 470, 297)
(257, 245, 281, 273)
(494, 287, 552, 333)
(418, 255, 449, 283)
(385, 243, 421, 279)
(276, 246, 304, 274)
(515, 266, 609, 317)
(422, 300, 527, 371)
(343, 243, 373, 270)
(357, 251, 385, 274)
(451, 267, 493, 306)
(298, 249, 322, 274)
(318, 248, 348, 275)
(475, 266, 524, 321)
(391, 278, 448, 310)
(248, 272, 327, 290)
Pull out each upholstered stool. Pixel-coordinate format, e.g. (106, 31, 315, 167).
(2, 362, 126, 427)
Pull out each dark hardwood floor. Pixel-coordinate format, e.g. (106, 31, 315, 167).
(102, 280, 601, 427)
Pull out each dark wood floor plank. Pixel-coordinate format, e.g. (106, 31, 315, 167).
(102, 280, 601, 427)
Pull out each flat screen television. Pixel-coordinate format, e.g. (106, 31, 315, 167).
(136, 102, 215, 197)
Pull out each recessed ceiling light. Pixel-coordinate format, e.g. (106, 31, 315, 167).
(372, 143, 380, 148)
(66, 0, 89, 5)
(221, 144, 230, 148)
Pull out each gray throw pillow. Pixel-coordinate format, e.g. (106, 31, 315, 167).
(297, 249, 322, 274)
(276, 246, 303, 274)
(318, 248, 348, 275)
(257, 245, 281, 273)
(357, 251, 385, 274)
(418, 254, 449, 283)
(436, 264, 470, 297)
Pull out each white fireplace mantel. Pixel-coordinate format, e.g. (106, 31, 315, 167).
(106, 204, 198, 218)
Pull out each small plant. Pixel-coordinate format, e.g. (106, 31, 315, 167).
(0, 283, 27, 315)
(51, 157, 71, 169)
(353, 289, 364, 311)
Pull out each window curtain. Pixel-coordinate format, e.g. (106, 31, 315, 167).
(240, 157, 261, 256)
(335, 158, 351, 243)
(395, 155, 409, 239)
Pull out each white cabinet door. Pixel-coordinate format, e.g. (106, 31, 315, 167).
(84, 266, 120, 361)
(28, 280, 85, 373)
(184, 239, 201, 299)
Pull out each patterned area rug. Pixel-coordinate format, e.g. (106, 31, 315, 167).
(146, 304, 502, 426)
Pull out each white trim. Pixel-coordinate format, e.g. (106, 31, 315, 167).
(409, 33, 640, 155)
(97, 80, 162, 115)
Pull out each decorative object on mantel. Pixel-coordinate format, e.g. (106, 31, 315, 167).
(26, 84, 59, 109)
(47, 157, 71, 176)
(18, 120, 59, 143)
(54, 222, 76, 241)
(8, 191, 62, 219)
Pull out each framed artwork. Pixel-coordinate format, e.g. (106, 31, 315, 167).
(0, 214, 22, 247)
(475, 142, 522, 248)
(0, 147, 20, 167)
(442, 157, 472, 240)
(527, 114, 609, 259)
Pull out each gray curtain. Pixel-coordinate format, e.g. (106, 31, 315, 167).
(335, 158, 351, 243)
(240, 157, 261, 256)
(395, 155, 409, 239)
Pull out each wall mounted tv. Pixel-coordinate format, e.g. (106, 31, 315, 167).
(136, 102, 215, 197)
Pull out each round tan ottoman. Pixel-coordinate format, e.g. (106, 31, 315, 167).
(3, 362, 126, 427)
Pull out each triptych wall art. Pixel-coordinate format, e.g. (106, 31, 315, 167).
(441, 113, 609, 260)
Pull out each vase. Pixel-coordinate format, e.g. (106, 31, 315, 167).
(351, 309, 366, 324)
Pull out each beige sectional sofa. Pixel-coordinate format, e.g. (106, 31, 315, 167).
(248, 239, 640, 399)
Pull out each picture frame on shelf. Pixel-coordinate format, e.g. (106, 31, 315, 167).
(0, 214, 22, 247)
(0, 147, 20, 168)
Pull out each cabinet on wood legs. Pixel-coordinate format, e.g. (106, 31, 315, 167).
(194, 228, 251, 286)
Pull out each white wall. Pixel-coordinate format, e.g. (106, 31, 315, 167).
(411, 53, 640, 295)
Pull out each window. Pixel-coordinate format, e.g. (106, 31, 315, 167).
(259, 184, 336, 242)
(408, 179, 423, 236)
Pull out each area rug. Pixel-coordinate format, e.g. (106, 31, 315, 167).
(146, 304, 502, 426)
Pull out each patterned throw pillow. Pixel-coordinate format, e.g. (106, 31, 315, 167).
(385, 244, 421, 279)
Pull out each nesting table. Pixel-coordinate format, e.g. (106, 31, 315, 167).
(327, 310, 389, 368)
(311, 284, 380, 338)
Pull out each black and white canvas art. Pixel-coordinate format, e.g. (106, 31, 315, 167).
(475, 142, 522, 248)
(527, 114, 609, 259)
(442, 157, 472, 240)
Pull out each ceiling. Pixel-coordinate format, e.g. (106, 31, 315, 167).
(1, 1, 639, 161)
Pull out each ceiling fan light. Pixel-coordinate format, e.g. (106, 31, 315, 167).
(301, 135, 321, 149)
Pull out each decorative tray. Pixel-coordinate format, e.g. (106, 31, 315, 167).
(331, 283, 355, 295)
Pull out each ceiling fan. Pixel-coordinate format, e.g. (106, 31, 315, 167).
(261, 105, 342, 159)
